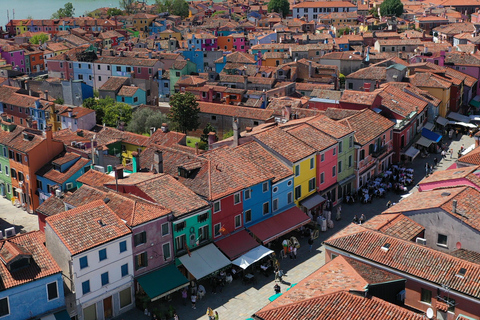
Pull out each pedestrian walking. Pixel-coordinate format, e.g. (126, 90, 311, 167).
(207, 307, 214, 320)
(289, 245, 294, 259)
(336, 205, 342, 221)
(359, 214, 366, 224)
(433, 157, 438, 166)
(214, 311, 219, 320)
(274, 283, 281, 294)
(456, 129, 459, 138)
(292, 246, 297, 259)
(173, 313, 179, 320)
(181, 288, 188, 306)
(191, 293, 197, 309)
(450, 149, 453, 159)
(441, 150, 446, 158)
(352, 215, 359, 224)
(425, 162, 429, 175)
(308, 237, 314, 252)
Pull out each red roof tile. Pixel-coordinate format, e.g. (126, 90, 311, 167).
(339, 109, 394, 145)
(363, 213, 425, 241)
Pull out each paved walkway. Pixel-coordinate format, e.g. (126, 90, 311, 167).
(0, 197, 39, 234)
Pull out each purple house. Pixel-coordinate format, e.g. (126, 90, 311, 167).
(444, 52, 480, 94)
(0, 44, 26, 72)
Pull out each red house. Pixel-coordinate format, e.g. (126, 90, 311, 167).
(339, 90, 382, 111)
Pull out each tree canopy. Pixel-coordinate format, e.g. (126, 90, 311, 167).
(168, 92, 200, 134)
(200, 123, 217, 149)
(107, 8, 124, 16)
(51, 2, 75, 19)
(126, 108, 170, 135)
(29, 33, 49, 45)
(155, 0, 190, 18)
(119, 0, 135, 14)
(83, 97, 133, 128)
(267, 0, 290, 18)
(379, 0, 404, 17)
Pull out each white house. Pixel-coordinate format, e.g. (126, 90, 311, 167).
(292, 1, 357, 21)
(59, 106, 96, 131)
(45, 199, 134, 320)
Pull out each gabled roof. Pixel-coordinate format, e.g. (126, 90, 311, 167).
(419, 165, 480, 186)
(0, 231, 61, 291)
(95, 126, 149, 146)
(99, 76, 130, 92)
(378, 84, 429, 117)
(306, 115, 354, 139)
(346, 66, 386, 80)
(118, 85, 140, 97)
(37, 154, 90, 184)
(458, 145, 480, 165)
(285, 124, 337, 152)
(324, 224, 480, 300)
(339, 109, 394, 145)
(77, 169, 115, 187)
(362, 213, 424, 241)
(340, 90, 378, 106)
(46, 200, 131, 255)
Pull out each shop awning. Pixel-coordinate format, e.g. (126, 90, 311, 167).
(447, 112, 471, 123)
(416, 136, 433, 148)
(40, 310, 71, 320)
(137, 264, 189, 302)
(215, 229, 259, 260)
(232, 245, 273, 269)
(421, 128, 442, 143)
(424, 122, 435, 131)
(300, 192, 326, 210)
(402, 146, 420, 160)
(178, 243, 231, 280)
(248, 206, 311, 244)
(436, 116, 449, 127)
(450, 121, 477, 129)
(470, 96, 480, 108)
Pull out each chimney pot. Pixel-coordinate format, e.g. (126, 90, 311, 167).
(153, 150, 163, 173)
(195, 142, 199, 154)
(452, 200, 457, 213)
(44, 90, 49, 101)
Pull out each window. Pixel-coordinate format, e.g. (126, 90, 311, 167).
(308, 178, 316, 192)
(348, 82, 353, 89)
(116, 66, 121, 72)
(234, 214, 242, 228)
(338, 161, 342, 173)
(287, 191, 293, 204)
(121, 263, 128, 277)
(244, 189, 251, 200)
(320, 153, 325, 162)
(295, 165, 300, 176)
(437, 234, 448, 246)
(119, 241, 127, 253)
(214, 201, 221, 213)
(339, 141, 343, 153)
(160, 243, 171, 261)
(98, 248, 107, 261)
(273, 187, 278, 193)
(135, 252, 148, 270)
(175, 71, 181, 77)
(97, 65, 101, 70)
(310, 157, 314, 169)
(214, 223, 221, 237)
(234, 192, 241, 204)
(263, 202, 270, 215)
(420, 288, 432, 304)
(245, 209, 252, 223)
(101, 272, 109, 286)
(2, 148, 5, 158)
(161, 223, 169, 236)
(348, 155, 352, 168)
(15, 153, 22, 163)
(0, 297, 8, 317)
(137, 67, 141, 74)
(98, 76, 102, 81)
(333, 148, 336, 156)
(320, 172, 325, 184)
(47, 281, 58, 300)
(262, 182, 269, 192)
(294, 185, 301, 200)
(332, 165, 336, 177)
(119, 287, 132, 308)
(82, 280, 90, 295)
(349, 136, 353, 148)
(273, 198, 278, 211)
(79, 256, 88, 269)
(360, 149, 365, 160)
(134, 231, 146, 246)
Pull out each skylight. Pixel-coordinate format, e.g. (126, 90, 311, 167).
(456, 268, 467, 278)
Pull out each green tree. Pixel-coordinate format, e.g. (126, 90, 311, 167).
(380, 0, 403, 17)
(168, 92, 200, 134)
(155, 0, 172, 12)
(156, 0, 189, 17)
(107, 7, 124, 16)
(54, 97, 64, 105)
(119, 0, 135, 14)
(29, 33, 49, 45)
(201, 123, 216, 144)
(267, 0, 290, 18)
(103, 103, 133, 128)
(52, 2, 75, 19)
(126, 108, 169, 134)
(339, 73, 346, 88)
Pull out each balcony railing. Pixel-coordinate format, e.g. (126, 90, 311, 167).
(371, 145, 388, 158)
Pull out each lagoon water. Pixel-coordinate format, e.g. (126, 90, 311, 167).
(0, 0, 155, 29)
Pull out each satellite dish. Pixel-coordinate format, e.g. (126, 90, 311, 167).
(456, 242, 462, 249)
(426, 308, 434, 319)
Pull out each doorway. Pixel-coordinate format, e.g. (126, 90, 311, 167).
(103, 296, 113, 319)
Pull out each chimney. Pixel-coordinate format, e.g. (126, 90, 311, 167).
(208, 132, 216, 148)
(284, 105, 292, 120)
(161, 123, 169, 133)
(452, 200, 457, 213)
(244, 76, 248, 89)
(246, 127, 252, 133)
(44, 90, 49, 101)
(308, 61, 312, 77)
(115, 166, 124, 179)
(43, 125, 53, 140)
(153, 150, 163, 173)
(150, 127, 156, 136)
(28, 89, 32, 96)
(232, 117, 239, 147)
(148, 51, 152, 59)
(195, 142, 199, 155)
(67, 108, 73, 117)
(364, 82, 371, 92)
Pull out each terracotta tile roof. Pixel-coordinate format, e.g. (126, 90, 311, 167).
(117, 85, 140, 97)
(6, 128, 46, 153)
(433, 22, 476, 35)
(198, 102, 274, 121)
(378, 84, 429, 117)
(323, 108, 360, 120)
(255, 290, 423, 320)
(340, 90, 378, 106)
(38, 155, 90, 184)
(450, 249, 480, 264)
(386, 82, 441, 107)
(95, 56, 159, 67)
(306, 115, 354, 139)
(445, 52, 480, 66)
(419, 165, 480, 185)
(458, 145, 480, 165)
(321, 51, 364, 61)
(53, 129, 93, 145)
(286, 124, 337, 152)
(446, 67, 477, 87)
(77, 169, 115, 187)
(99, 77, 130, 91)
(147, 129, 186, 147)
(339, 109, 394, 145)
(325, 224, 480, 299)
(292, 1, 356, 8)
(58, 106, 95, 119)
(0, 231, 62, 290)
(96, 126, 149, 146)
(36, 195, 65, 217)
(253, 127, 316, 163)
(363, 213, 425, 241)
(346, 66, 386, 80)
(234, 141, 293, 184)
(46, 200, 131, 255)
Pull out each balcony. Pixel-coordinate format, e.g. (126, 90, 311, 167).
(371, 145, 388, 158)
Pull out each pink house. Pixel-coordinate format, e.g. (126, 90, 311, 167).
(0, 44, 26, 72)
(232, 34, 248, 52)
(418, 165, 480, 192)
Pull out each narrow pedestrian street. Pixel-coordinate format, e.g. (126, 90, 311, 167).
(114, 133, 474, 320)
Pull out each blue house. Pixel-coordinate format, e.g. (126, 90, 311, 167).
(30, 100, 50, 131)
(157, 70, 171, 100)
(215, 55, 227, 74)
(116, 85, 146, 106)
(0, 231, 68, 320)
(187, 34, 203, 51)
(180, 50, 204, 73)
(36, 152, 91, 204)
(73, 61, 94, 88)
(149, 20, 167, 35)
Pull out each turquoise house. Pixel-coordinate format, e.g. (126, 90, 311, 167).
(0, 120, 19, 200)
(116, 86, 146, 106)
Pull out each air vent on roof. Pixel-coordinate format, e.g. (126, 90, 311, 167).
(416, 237, 427, 245)
(441, 192, 451, 197)
(456, 268, 467, 278)
(4, 227, 15, 238)
(97, 219, 106, 227)
(381, 243, 391, 252)
(103, 197, 110, 204)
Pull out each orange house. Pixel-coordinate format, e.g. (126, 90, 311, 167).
(217, 35, 234, 51)
(7, 126, 64, 213)
(25, 50, 45, 73)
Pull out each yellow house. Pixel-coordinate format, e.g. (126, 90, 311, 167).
(121, 142, 146, 166)
(47, 104, 65, 132)
(45, 42, 70, 56)
(292, 154, 317, 205)
(410, 72, 452, 117)
(262, 52, 289, 67)
(158, 29, 182, 41)
(131, 13, 157, 32)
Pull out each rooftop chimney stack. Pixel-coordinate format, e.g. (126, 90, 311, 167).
(153, 150, 163, 174)
(44, 90, 49, 101)
(452, 200, 457, 213)
(233, 117, 239, 147)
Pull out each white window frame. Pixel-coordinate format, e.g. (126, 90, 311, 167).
(273, 198, 278, 212)
(46, 281, 59, 301)
(234, 215, 242, 229)
(0, 297, 10, 317)
(234, 192, 241, 205)
(263, 202, 270, 215)
(310, 157, 314, 169)
(162, 242, 171, 260)
(214, 223, 222, 237)
(321, 153, 325, 162)
(213, 201, 221, 213)
(339, 141, 343, 153)
(244, 189, 251, 200)
(295, 164, 300, 177)
(161, 222, 169, 236)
